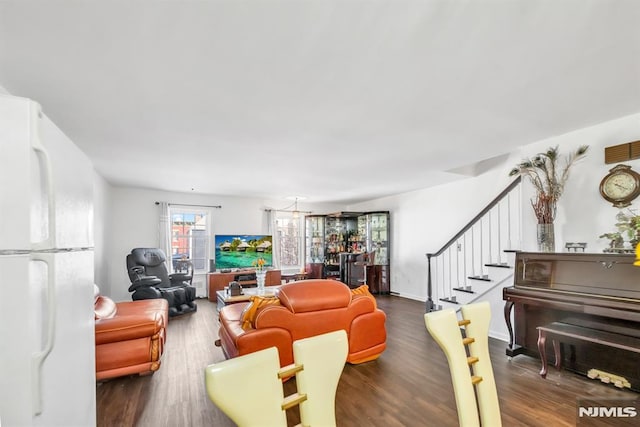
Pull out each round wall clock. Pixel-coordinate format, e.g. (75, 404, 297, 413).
(599, 164, 640, 208)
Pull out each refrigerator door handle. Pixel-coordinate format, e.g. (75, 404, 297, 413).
(30, 102, 57, 251)
(30, 252, 56, 416)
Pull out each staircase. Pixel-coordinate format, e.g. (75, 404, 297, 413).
(426, 177, 522, 313)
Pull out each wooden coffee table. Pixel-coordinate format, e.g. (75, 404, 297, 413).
(216, 286, 279, 314)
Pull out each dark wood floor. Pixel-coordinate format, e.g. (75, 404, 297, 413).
(96, 296, 636, 426)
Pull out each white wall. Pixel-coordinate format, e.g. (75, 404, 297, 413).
(105, 186, 342, 302)
(351, 112, 640, 303)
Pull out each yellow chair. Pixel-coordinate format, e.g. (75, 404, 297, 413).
(424, 302, 501, 427)
(205, 329, 348, 427)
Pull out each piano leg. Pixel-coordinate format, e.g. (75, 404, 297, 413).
(504, 300, 524, 357)
(552, 339, 562, 371)
(537, 328, 548, 378)
(504, 300, 514, 349)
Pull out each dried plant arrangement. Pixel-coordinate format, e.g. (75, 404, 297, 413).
(509, 145, 589, 224)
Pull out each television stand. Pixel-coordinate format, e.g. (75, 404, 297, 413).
(207, 269, 281, 301)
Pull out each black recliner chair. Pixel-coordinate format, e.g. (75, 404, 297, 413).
(126, 248, 198, 317)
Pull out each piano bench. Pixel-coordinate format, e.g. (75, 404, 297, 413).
(536, 322, 640, 388)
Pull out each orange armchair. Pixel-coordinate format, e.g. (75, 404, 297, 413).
(217, 280, 386, 368)
(94, 285, 169, 381)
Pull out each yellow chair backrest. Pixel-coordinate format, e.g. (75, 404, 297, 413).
(424, 301, 501, 427)
(205, 329, 348, 427)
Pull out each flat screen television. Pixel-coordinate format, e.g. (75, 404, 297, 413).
(214, 234, 273, 270)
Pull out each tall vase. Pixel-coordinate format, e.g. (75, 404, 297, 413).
(256, 270, 266, 294)
(537, 223, 555, 252)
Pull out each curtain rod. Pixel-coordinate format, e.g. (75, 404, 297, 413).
(155, 202, 222, 209)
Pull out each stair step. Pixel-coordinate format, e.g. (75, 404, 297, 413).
(439, 297, 459, 305)
(468, 275, 491, 282)
(453, 287, 475, 294)
(484, 263, 511, 269)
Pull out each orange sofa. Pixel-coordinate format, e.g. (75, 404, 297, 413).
(217, 280, 386, 367)
(94, 285, 169, 381)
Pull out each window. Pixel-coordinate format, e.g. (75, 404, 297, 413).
(169, 207, 212, 273)
(275, 213, 303, 270)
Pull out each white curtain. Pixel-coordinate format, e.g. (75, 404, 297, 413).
(158, 202, 172, 268)
(267, 209, 281, 269)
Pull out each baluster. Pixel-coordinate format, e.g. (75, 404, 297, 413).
(439, 254, 444, 309)
(426, 253, 434, 312)
(432, 255, 438, 306)
(506, 193, 512, 251)
(471, 224, 476, 277)
(463, 233, 468, 289)
(479, 218, 484, 278)
(497, 202, 502, 264)
(456, 240, 461, 288)
(517, 183, 522, 249)
(448, 247, 453, 301)
(438, 254, 443, 310)
(487, 209, 493, 264)
(436, 254, 440, 302)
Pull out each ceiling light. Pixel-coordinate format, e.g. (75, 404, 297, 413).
(292, 198, 300, 219)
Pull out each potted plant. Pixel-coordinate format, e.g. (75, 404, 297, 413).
(509, 145, 589, 251)
(600, 210, 640, 251)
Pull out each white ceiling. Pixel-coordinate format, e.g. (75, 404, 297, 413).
(1, 0, 639, 204)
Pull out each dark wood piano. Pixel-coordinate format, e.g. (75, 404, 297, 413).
(503, 251, 640, 391)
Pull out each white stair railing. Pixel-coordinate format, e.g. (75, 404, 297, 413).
(426, 177, 522, 312)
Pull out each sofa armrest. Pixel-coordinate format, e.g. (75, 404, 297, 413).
(95, 313, 164, 345)
(169, 273, 191, 285)
(349, 294, 377, 314)
(236, 327, 294, 367)
(130, 287, 162, 300)
(128, 275, 162, 292)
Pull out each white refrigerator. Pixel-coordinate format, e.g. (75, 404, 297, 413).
(0, 95, 96, 426)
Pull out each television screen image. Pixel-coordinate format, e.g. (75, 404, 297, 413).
(214, 234, 273, 270)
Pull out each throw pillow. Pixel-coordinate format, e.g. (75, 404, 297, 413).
(351, 284, 377, 308)
(240, 295, 281, 330)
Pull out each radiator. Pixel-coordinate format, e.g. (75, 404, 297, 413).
(192, 275, 207, 298)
